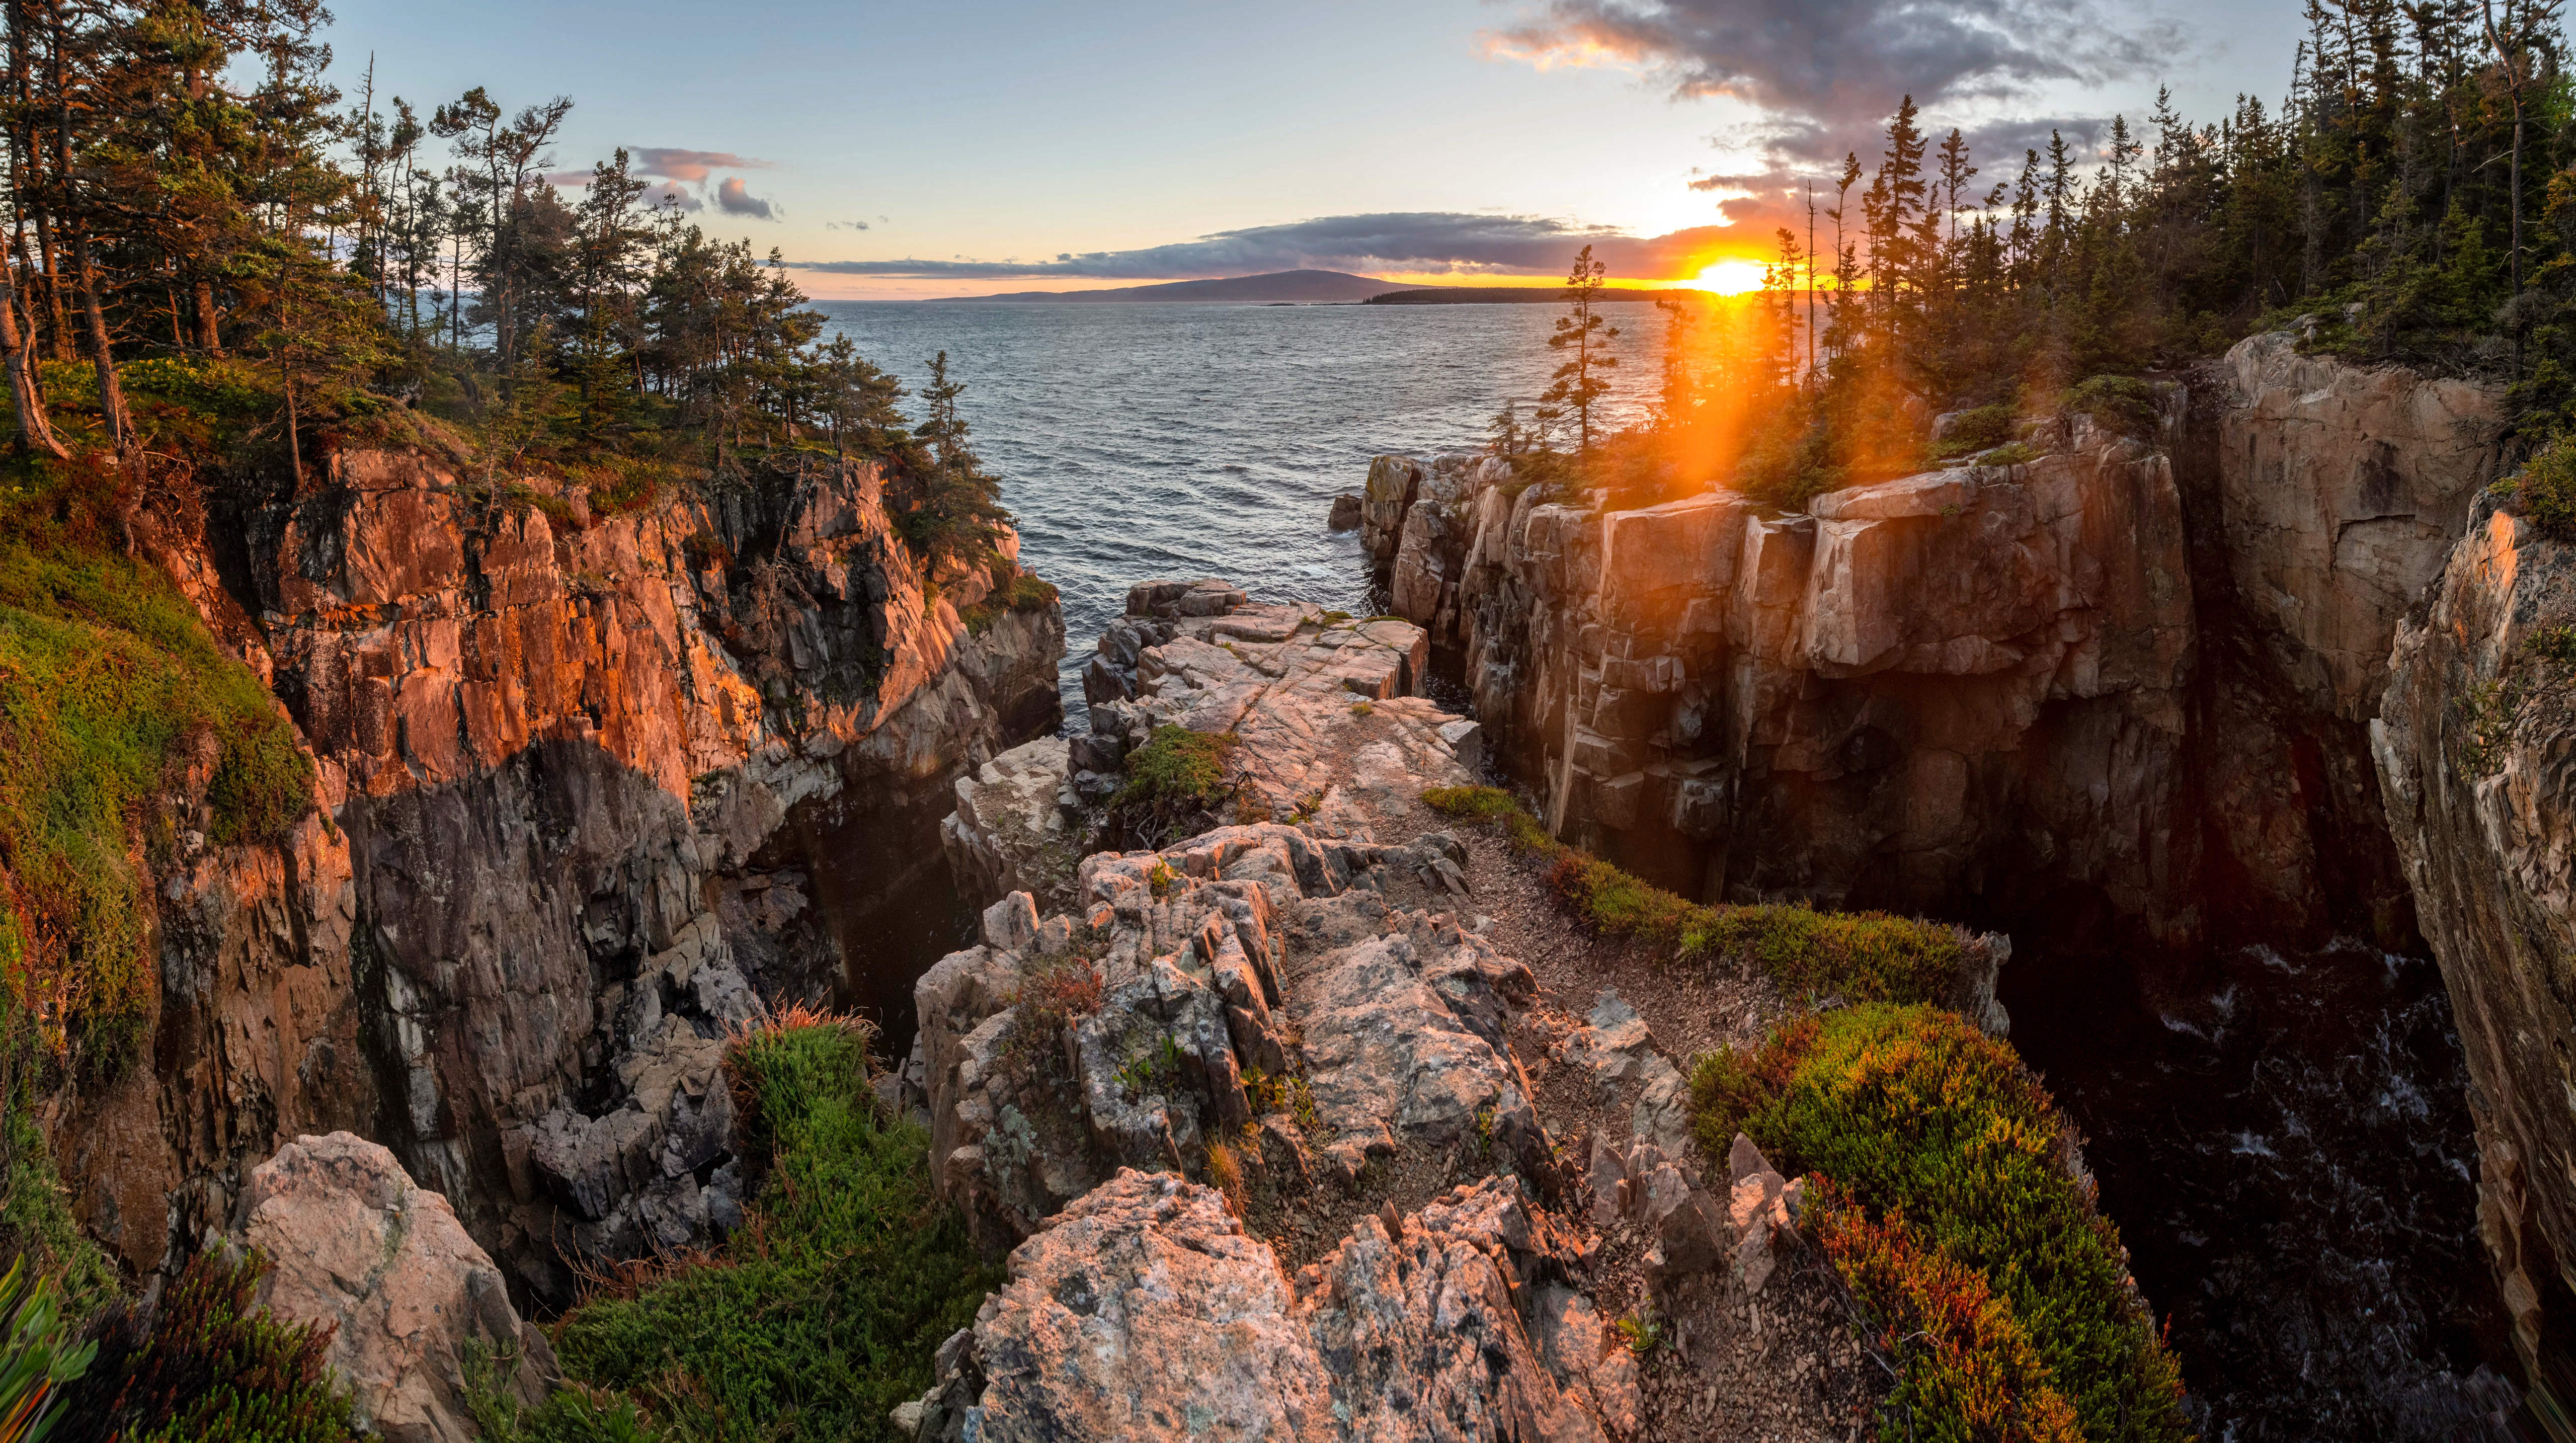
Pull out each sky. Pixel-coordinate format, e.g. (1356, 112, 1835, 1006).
(321, 0, 2313, 299)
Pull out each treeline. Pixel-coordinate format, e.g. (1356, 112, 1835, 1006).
(1548, 0, 2575, 507)
(0, 0, 1008, 564)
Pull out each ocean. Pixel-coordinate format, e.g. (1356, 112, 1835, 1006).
(810, 298, 1671, 713)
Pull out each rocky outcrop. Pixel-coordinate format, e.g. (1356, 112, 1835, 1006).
(237, 1132, 554, 1443)
(909, 1169, 1634, 1442)
(58, 450, 1063, 1304)
(2375, 485, 2576, 1371)
(2181, 336, 2508, 942)
(1355, 337, 2508, 963)
(1378, 429, 2199, 940)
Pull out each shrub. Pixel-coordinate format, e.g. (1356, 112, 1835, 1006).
(1426, 786, 1966, 1004)
(1691, 1005, 2188, 1443)
(550, 1013, 998, 1440)
(0, 461, 315, 1061)
(2066, 375, 2161, 439)
(1929, 404, 2017, 459)
(56, 1249, 356, 1443)
(1975, 441, 2038, 467)
(1112, 727, 1245, 846)
(2512, 436, 2576, 540)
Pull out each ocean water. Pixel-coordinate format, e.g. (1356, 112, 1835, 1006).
(811, 299, 1669, 714)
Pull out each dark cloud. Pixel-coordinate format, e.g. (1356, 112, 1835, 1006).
(648, 184, 702, 213)
(632, 147, 772, 185)
(1487, 0, 2181, 149)
(825, 219, 871, 231)
(791, 211, 1732, 280)
(715, 177, 777, 220)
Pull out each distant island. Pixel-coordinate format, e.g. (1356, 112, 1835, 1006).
(933, 270, 1412, 303)
(930, 269, 1719, 304)
(1361, 285, 1707, 304)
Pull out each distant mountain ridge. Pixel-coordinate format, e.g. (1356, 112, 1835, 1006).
(933, 270, 1417, 303)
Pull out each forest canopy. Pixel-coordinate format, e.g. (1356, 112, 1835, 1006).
(0, 0, 1009, 565)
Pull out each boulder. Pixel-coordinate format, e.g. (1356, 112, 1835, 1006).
(238, 1133, 555, 1443)
(942, 1168, 1629, 1441)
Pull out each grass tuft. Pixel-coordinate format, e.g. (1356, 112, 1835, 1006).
(544, 1012, 998, 1440)
(1425, 785, 1966, 1004)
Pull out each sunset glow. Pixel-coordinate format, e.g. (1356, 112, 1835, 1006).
(1694, 258, 1768, 295)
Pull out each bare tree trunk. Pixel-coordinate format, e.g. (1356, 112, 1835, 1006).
(1, 263, 66, 458)
(195, 276, 220, 353)
(30, 215, 67, 360)
(70, 232, 130, 451)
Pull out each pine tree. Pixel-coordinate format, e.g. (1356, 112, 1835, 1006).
(1541, 244, 1620, 452)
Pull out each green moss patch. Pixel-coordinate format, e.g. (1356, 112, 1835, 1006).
(1692, 1004, 2188, 1443)
(536, 1014, 997, 1441)
(1422, 785, 1966, 1004)
(0, 460, 313, 1060)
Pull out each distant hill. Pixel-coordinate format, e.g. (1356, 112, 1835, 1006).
(1364, 286, 1707, 305)
(933, 270, 1419, 303)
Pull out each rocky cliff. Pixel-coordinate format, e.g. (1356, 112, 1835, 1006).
(1361, 332, 2505, 969)
(2377, 480, 2576, 1371)
(49, 448, 1063, 1304)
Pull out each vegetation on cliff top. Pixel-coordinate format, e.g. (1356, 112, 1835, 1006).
(1484, 8, 2576, 515)
(480, 1011, 994, 1442)
(1694, 1005, 2190, 1443)
(1420, 785, 1970, 1004)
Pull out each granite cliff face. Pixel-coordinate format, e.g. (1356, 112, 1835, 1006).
(1362, 333, 2505, 969)
(52, 448, 1062, 1302)
(2377, 485, 2576, 1370)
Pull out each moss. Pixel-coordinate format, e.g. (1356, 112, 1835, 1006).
(1423, 786, 1964, 1003)
(1691, 1005, 2188, 1443)
(549, 1014, 998, 1440)
(0, 458, 314, 1061)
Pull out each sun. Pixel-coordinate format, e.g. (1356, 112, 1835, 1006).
(1693, 258, 1768, 295)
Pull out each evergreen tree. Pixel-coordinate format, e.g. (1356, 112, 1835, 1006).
(1541, 244, 1620, 452)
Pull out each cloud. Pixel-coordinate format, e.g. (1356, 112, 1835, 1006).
(715, 177, 777, 220)
(788, 211, 1746, 280)
(1486, 0, 2180, 146)
(648, 184, 702, 212)
(631, 147, 773, 186)
(825, 219, 871, 231)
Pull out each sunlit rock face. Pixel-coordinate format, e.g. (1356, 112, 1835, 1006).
(69, 449, 1062, 1304)
(1375, 434, 2203, 943)
(2377, 493, 2576, 1372)
(1365, 335, 2508, 965)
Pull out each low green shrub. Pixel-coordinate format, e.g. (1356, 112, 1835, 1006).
(2511, 436, 2576, 540)
(1691, 1004, 2188, 1443)
(0, 459, 314, 1061)
(2066, 376, 2161, 439)
(1424, 786, 1965, 1004)
(549, 1013, 998, 1440)
(1976, 441, 2038, 467)
(57, 1249, 356, 1442)
(1929, 404, 2017, 459)
(1111, 726, 1245, 845)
